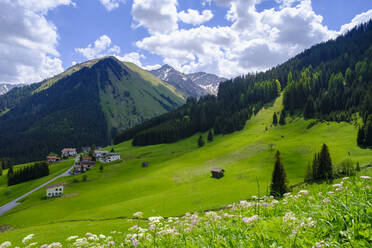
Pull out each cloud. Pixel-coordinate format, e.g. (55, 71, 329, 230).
(340, 9, 372, 34)
(0, 0, 73, 83)
(99, 0, 125, 11)
(178, 9, 213, 26)
(75, 35, 121, 60)
(135, 0, 338, 78)
(75, 35, 160, 70)
(131, 0, 178, 34)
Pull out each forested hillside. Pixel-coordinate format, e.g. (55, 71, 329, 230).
(115, 20, 372, 147)
(0, 57, 184, 163)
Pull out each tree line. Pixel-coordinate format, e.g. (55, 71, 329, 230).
(7, 161, 49, 186)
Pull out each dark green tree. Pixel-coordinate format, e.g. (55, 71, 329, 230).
(110, 148, 115, 153)
(198, 135, 205, 148)
(0, 161, 2, 176)
(270, 151, 289, 197)
(319, 144, 333, 181)
(279, 110, 286, 125)
(273, 113, 278, 126)
(100, 165, 103, 172)
(207, 130, 214, 142)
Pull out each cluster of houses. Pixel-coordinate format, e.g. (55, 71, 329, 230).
(93, 150, 121, 163)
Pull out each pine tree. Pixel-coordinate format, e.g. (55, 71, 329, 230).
(279, 110, 286, 125)
(312, 153, 320, 180)
(319, 143, 333, 181)
(7, 166, 14, 186)
(110, 148, 115, 153)
(207, 130, 214, 142)
(0, 161, 2, 176)
(273, 113, 278, 125)
(198, 135, 205, 148)
(100, 165, 103, 172)
(270, 151, 289, 197)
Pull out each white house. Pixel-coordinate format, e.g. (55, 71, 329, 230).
(94, 150, 108, 159)
(61, 148, 77, 158)
(46, 182, 66, 198)
(103, 153, 121, 163)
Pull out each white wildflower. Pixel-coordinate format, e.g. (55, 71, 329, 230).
(47, 242, 62, 248)
(22, 234, 34, 244)
(242, 215, 259, 223)
(360, 176, 371, 179)
(0, 242, 11, 248)
(133, 212, 143, 218)
(66, 236, 78, 241)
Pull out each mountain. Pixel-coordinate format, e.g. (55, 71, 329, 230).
(0, 83, 25, 95)
(0, 56, 185, 163)
(115, 20, 372, 147)
(150, 65, 226, 97)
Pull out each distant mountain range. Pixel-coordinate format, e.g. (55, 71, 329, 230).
(0, 56, 185, 163)
(0, 83, 25, 95)
(150, 65, 227, 97)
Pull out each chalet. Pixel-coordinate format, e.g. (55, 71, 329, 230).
(46, 182, 65, 197)
(103, 153, 121, 163)
(211, 168, 225, 179)
(142, 161, 149, 167)
(94, 150, 108, 159)
(82, 147, 91, 153)
(46, 155, 60, 164)
(61, 148, 77, 158)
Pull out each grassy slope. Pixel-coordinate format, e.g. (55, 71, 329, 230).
(0, 96, 371, 244)
(0, 160, 73, 206)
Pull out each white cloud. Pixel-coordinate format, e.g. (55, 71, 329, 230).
(0, 0, 73, 83)
(75, 35, 161, 70)
(75, 35, 121, 60)
(340, 9, 372, 34)
(178, 9, 213, 26)
(99, 0, 125, 11)
(135, 0, 338, 78)
(132, 0, 178, 34)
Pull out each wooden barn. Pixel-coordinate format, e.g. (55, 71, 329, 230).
(211, 168, 224, 179)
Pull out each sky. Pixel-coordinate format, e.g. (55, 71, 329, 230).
(1, 0, 372, 84)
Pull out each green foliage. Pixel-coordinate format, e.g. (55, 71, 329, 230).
(270, 151, 289, 197)
(335, 158, 355, 177)
(272, 112, 278, 125)
(0, 161, 2, 176)
(311, 144, 333, 181)
(110, 148, 115, 153)
(82, 175, 88, 182)
(356, 162, 361, 172)
(207, 130, 214, 142)
(7, 162, 49, 186)
(279, 110, 286, 125)
(304, 96, 315, 119)
(198, 135, 205, 148)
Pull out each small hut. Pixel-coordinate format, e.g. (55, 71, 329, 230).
(142, 161, 149, 167)
(211, 168, 224, 179)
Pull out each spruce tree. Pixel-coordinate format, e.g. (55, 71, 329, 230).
(270, 151, 289, 197)
(279, 110, 286, 125)
(110, 148, 115, 153)
(7, 166, 14, 186)
(273, 113, 278, 125)
(319, 143, 333, 180)
(198, 135, 205, 148)
(0, 161, 2, 176)
(207, 130, 214, 142)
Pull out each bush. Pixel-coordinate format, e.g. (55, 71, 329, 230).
(82, 175, 88, 182)
(335, 158, 355, 176)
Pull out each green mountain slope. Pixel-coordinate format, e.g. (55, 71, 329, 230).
(0, 57, 185, 163)
(0, 96, 371, 245)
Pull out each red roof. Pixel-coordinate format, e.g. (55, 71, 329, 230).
(82, 157, 91, 161)
(61, 148, 76, 153)
(46, 182, 66, 189)
(47, 156, 58, 159)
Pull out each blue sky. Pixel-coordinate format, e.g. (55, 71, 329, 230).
(1, 0, 372, 84)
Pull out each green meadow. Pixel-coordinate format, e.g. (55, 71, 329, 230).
(0, 97, 371, 244)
